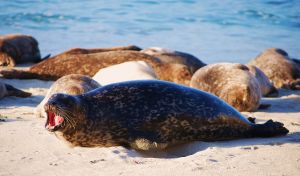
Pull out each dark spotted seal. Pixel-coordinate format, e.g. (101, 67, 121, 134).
(247, 65, 278, 97)
(248, 48, 300, 90)
(44, 80, 288, 150)
(190, 63, 261, 112)
(0, 81, 31, 99)
(0, 34, 49, 67)
(35, 74, 101, 118)
(0, 50, 192, 85)
(141, 47, 206, 73)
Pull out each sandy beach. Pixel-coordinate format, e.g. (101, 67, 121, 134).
(0, 69, 299, 176)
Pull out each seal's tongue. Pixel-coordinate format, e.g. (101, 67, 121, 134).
(47, 112, 64, 129)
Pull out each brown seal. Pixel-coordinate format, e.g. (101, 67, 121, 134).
(247, 65, 278, 97)
(141, 47, 206, 73)
(60, 45, 141, 55)
(190, 63, 261, 112)
(248, 48, 300, 90)
(0, 81, 31, 99)
(35, 74, 101, 118)
(44, 80, 288, 150)
(0, 50, 192, 85)
(0, 34, 48, 67)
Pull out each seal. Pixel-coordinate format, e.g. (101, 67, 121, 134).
(93, 61, 157, 85)
(0, 34, 49, 67)
(60, 45, 141, 55)
(247, 65, 278, 97)
(248, 48, 300, 90)
(35, 74, 100, 118)
(0, 81, 31, 99)
(0, 50, 192, 85)
(141, 47, 206, 73)
(190, 63, 261, 112)
(44, 80, 288, 150)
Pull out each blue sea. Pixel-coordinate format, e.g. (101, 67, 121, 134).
(0, 0, 299, 63)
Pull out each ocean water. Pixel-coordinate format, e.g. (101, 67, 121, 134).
(0, 0, 299, 64)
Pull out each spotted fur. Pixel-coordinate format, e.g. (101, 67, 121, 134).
(44, 80, 288, 150)
(190, 63, 261, 112)
(248, 48, 300, 89)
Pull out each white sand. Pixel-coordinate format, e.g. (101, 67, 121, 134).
(0, 75, 300, 176)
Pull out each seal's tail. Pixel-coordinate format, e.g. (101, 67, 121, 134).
(0, 69, 40, 80)
(251, 120, 289, 137)
(5, 84, 32, 98)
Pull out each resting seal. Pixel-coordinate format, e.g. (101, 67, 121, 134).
(0, 50, 192, 85)
(93, 61, 157, 85)
(190, 63, 261, 112)
(0, 81, 31, 99)
(0, 34, 48, 67)
(247, 65, 278, 97)
(60, 45, 141, 55)
(141, 47, 206, 73)
(35, 74, 100, 118)
(248, 48, 300, 89)
(44, 80, 288, 150)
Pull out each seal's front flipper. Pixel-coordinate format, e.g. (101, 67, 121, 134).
(290, 79, 300, 90)
(265, 86, 279, 97)
(251, 120, 289, 137)
(258, 104, 271, 109)
(5, 84, 32, 98)
(131, 138, 168, 151)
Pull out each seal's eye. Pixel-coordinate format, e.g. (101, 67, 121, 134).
(45, 111, 64, 132)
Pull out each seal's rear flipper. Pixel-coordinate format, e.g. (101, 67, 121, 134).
(0, 69, 41, 80)
(5, 84, 31, 98)
(41, 54, 51, 61)
(258, 104, 271, 109)
(290, 79, 300, 90)
(251, 120, 289, 137)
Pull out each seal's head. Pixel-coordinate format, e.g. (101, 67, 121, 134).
(44, 93, 81, 132)
(0, 50, 16, 67)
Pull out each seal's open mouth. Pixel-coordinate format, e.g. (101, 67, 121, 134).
(45, 111, 64, 132)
